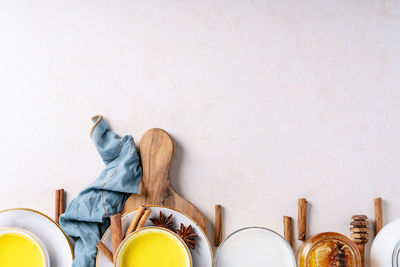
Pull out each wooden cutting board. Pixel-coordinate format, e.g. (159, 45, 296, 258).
(122, 128, 208, 233)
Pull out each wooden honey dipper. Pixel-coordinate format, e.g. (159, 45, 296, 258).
(350, 215, 370, 267)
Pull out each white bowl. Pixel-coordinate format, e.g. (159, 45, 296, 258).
(0, 227, 50, 267)
(114, 226, 192, 267)
(214, 227, 296, 267)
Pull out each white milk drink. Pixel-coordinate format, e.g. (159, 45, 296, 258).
(214, 227, 296, 267)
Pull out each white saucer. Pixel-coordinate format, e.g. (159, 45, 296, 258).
(370, 218, 400, 267)
(96, 206, 213, 267)
(0, 208, 73, 267)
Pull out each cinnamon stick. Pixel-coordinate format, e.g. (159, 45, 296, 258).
(97, 241, 113, 263)
(125, 206, 146, 238)
(59, 189, 65, 215)
(136, 209, 151, 230)
(297, 198, 308, 241)
(110, 213, 123, 256)
(283, 216, 293, 247)
(214, 204, 223, 247)
(55, 190, 60, 224)
(374, 197, 383, 234)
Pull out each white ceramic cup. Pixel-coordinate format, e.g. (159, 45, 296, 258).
(114, 226, 192, 267)
(0, 227, 50, 267)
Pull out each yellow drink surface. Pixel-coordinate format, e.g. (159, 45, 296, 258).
(0, 233, 44, 267)
(119, 231, 189, 267)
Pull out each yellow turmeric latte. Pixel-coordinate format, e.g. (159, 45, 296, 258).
(118, 230, 189, 267)
(0, 233, 44, 267)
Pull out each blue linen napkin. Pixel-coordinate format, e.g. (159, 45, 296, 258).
(60, 115, 142, 267)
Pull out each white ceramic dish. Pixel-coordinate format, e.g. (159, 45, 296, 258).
(0, 208, 73, 267)
(0, 227, 50, 266)
(214, 227, 297, 267)
(114, 227, 192, 267)
(96, 206, 213, 267)
(370, 218, 400, 267)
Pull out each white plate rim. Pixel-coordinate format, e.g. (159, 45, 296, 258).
(96, 205, 213, 267)
(0, 208, 74, 260)
(370, 218, 400, 267)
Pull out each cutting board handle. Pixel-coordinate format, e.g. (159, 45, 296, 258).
(139, 128, 174, 202)
(123, 128, 208, 232)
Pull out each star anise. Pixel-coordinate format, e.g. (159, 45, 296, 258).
(150, 211, 174, 231)
(176, 223, 197, 249)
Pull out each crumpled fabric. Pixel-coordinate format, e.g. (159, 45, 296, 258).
(60, 115, 142, 267)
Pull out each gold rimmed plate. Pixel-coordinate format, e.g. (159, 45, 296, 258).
(96, 205, 213, 267)
(0, 208, 73, 266)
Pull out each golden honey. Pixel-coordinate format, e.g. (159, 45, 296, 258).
(308, 240, 356, 266)
(297, 232, 361, 267)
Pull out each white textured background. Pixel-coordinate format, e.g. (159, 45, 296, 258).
(0, 1, 399, 265)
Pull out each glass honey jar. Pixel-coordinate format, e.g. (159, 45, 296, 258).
(297, 232, 362, 267)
